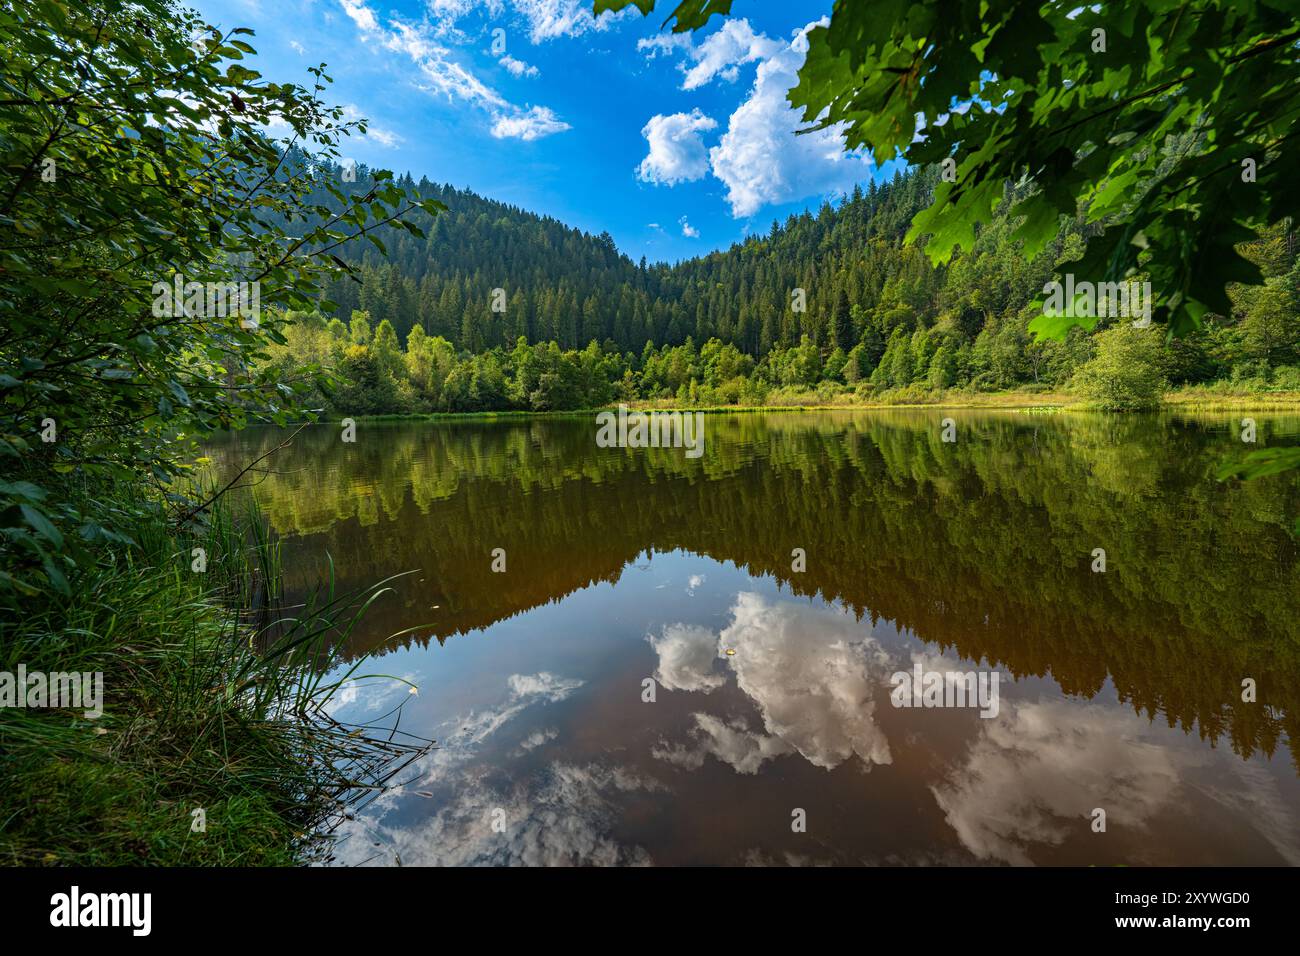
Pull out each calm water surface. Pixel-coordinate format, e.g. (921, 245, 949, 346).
(209, 409, 1300, 866)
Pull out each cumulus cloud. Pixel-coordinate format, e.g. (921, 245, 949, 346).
(653, 712, 793, 774)
(647, 623, 725, 693)
(499, 53, 539, 77)
(679, 216, 699, 238)
(636, 18, 873, 218)
(678, 19, 781, 90)
(931, 701, 1182, 865)
(637, 109, 717, 185)
(708, 20, 872, 217)
(636, 19, 778, 90)
(933, 699, 1300, 866)
(653, 593, 893, 772)
(719, 592, 893, 770)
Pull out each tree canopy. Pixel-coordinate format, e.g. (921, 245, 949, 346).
(0, 0, 439, 593)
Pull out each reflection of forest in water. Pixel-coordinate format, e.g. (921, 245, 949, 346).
(207, 410, 1300, 769)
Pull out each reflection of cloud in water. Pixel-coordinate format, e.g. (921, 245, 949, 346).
(931, 700, 1181, 864)
(649, 592, 893, 772)
(720, 592, 893, 770)
(933, 700, 1300, 865)
(514, 728, 558, 755)
(648, 623, 726, 692)
(343, 761, 658, 866)
(325, 671, 420, 717)
(1197, 759, 1300, 865)
(447, 671, 583, 747)
(653, 713, 793, 774)
(333, 671, 658, 866)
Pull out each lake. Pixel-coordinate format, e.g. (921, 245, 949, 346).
(207, 409, 1300, 866)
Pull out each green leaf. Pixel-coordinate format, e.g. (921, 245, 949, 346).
(20, 504, 63, 548)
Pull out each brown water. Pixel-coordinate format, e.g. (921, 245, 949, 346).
(208, 409, 1300, 866)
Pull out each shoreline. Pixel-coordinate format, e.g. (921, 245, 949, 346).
(274, 390, 1300, 425)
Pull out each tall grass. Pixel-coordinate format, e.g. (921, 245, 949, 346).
(0, 485, 431, 866)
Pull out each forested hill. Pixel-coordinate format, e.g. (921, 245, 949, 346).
(273, 150, 1296, 413)
(306, 150, 957, 357)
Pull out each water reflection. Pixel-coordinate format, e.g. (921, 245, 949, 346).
(207, 410, 1300, 865)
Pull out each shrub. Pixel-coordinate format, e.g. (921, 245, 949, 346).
(1072, 325, 1167, 410)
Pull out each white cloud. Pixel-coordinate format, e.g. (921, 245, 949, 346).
(679, 216, 699, 238)
(367, 126, 403, 147)
(635, 19, 872, 218)
(637, 32, 693, 59)
(336, 759, 659, 866)
(427, 0, 503, 39)
(515, 728, 558, 753)
(707, 20, 872, 217)
(289, 39, 306, 55)
(637, 19, 778, 89)
(499, 53, 539, 77)
(678, 19, 781, 91)
(339, 0, 380, 34)
(339, 1, 569, 140)
(931, 700, 1182, 865)
(326, 666, 665, 866)
(439, 670, 583, 749)
(652, 593, 894, 772)
(719, 592, 893, 770)
(341, 104, 404, 148)
(513, 0, 630, 42)
(647, 623, 724, 693)
(637, 108, 717, 185)
(491, 105, 571, 140)
(653, 713, 792, 774)
(507, 672, 582, 700)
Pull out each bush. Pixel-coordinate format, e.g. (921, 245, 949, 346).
(1270, 366, 1300, 391)
(1072, 325, 1167, 410)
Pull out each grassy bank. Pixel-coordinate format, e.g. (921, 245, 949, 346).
(1164, 387, 1300, 410)
(0, 488, 427, 866)
(332, 386, 1300, 424)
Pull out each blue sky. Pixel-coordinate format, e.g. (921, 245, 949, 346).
(191, 0, 893, 263)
